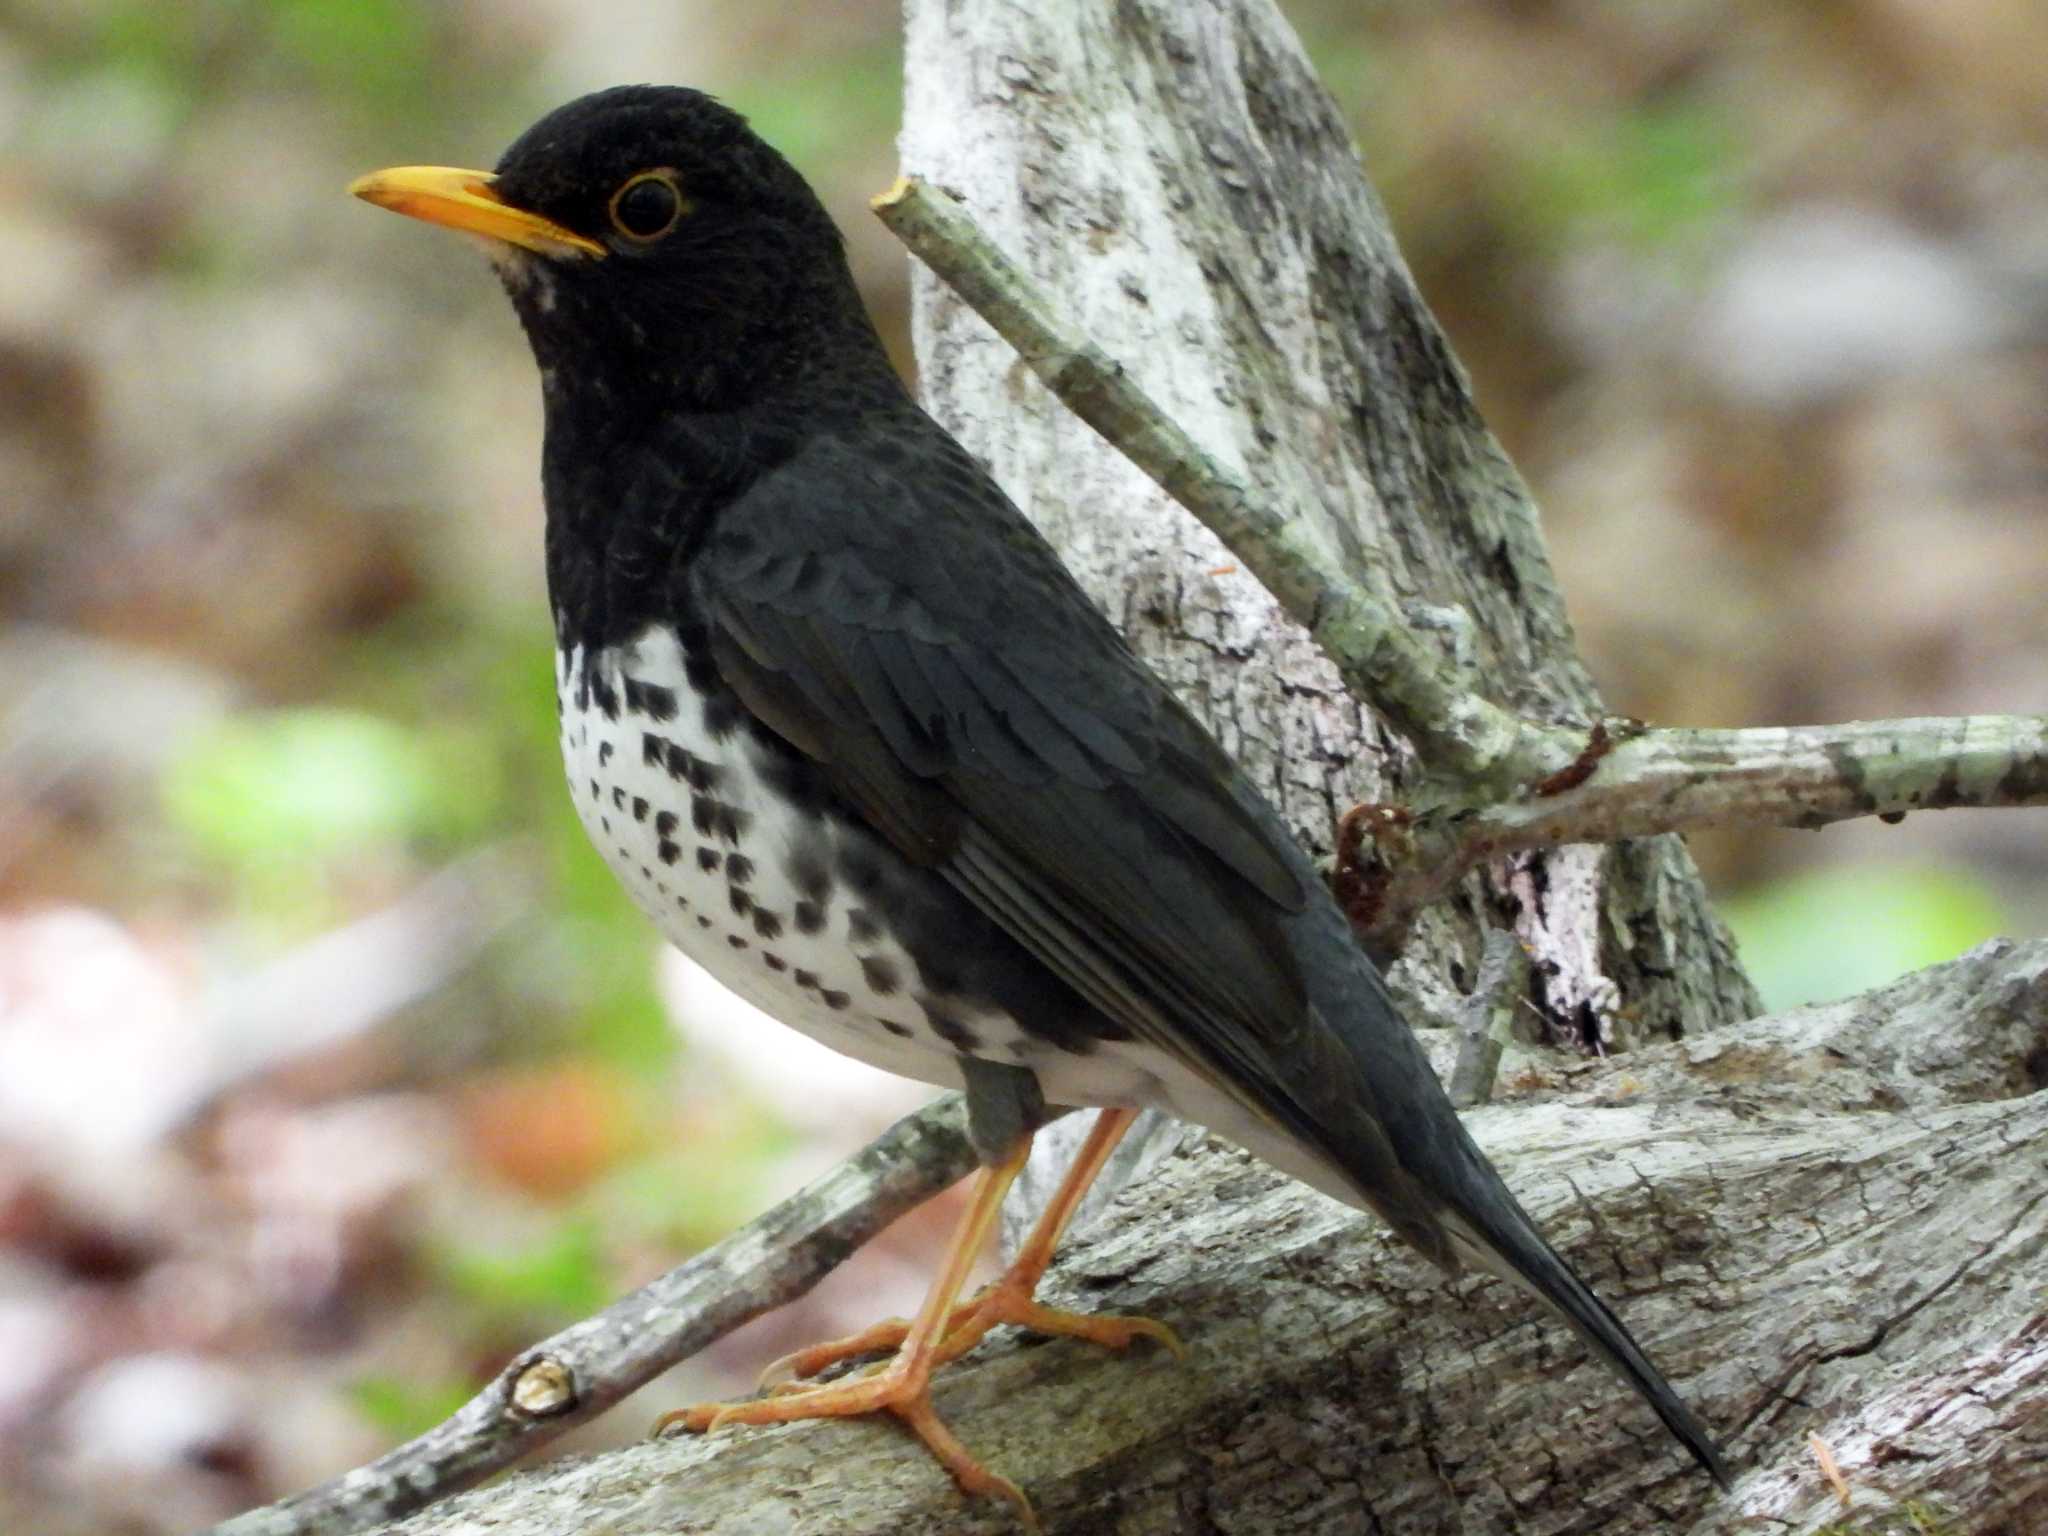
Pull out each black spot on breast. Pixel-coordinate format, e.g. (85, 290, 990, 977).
(847, 909, 880, 944)
(712, 803, 749, 843)
(696, 915, 713, 929)
(631, 796, 649, 822)
(881, 1019, 913, 1038)
(676, 894, 690, 910)
(793, 969, 820, 991)
(679, 635, 717, 692)
(656, 810, 678, 838)
(658, 839, 681, 865)
(589, 779, 601, 801)
(639, 865, 653, 881)
(611, 786, 626, 811)
(696, 846, 721, 873)
(583, 670, 620, 720)
(727, 933, 748, 950)
(859, 955, 901, 996)
(598, 741, 614, 766)
(642, 732, 667, 767)
(794, 901, 825, 935)
(725, 853, 753, 884)
(665, 742, 720, 791)
(753, 909, 783, 940)
(622, 675, 678, 721)
(601, 816, 612, 834)
(918, 999, 980, 1052)
(786, 846, 832, 902)
(916, 952, 965, 998)
(729, 888, 753, 917)
(820, 989, 850, 1011)
(762, 952, 787, 972)
(836, 844, 884, 896)
(704, 692, 741, 740)
(691, 796, 715, 835)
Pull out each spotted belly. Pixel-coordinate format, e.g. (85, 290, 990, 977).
(554, 623, 1254, 1144)
(556, 626, 998, 1089)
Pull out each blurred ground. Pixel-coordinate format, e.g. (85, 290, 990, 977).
(0, 1, 2042, 1530)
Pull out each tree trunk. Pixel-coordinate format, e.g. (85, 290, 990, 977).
(901, 0, 1755, 1056)
(358, 2, 2045, 1530)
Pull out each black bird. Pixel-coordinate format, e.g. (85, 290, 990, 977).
(352, 85, 1728, 1517)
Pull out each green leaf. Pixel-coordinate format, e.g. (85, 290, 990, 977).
(598, 1105, 795, 1250)
(344, 1373, 477, 1440)
(268, 0, 433, 105)
(1512, 99, 1740, 253)
(732, 47, 901, 169)
(435, 1214, 612, 1322)
(1722, 863, 2006, 1012)
(164, 707, 446, 867)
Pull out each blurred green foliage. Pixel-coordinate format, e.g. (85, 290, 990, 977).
(1508, 99, 1740, 253)
(57, 0, 435, 112)
(266, 0, 434, 107)
(597, 1102, 795, 1252)
(436, 1213, 614, 1326)
(1722, 863, 2007, 1012)
(736, 43, 900, 170)
(163, 706, 499, 912)
(345, 1373, 478, 1442)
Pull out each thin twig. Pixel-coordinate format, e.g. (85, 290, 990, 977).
(872, 176, 1566, 794)
(1357, 715, 2048, 947)
(204, 1096, 987, 1536)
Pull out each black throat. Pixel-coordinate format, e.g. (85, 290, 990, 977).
(526, 255, 910, 663)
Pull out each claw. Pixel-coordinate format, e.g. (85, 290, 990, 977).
(650, 1109, 1157, 1530)
(758, 1315, 918, 1388)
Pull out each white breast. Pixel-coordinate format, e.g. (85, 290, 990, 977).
(556, 626, 961, 1088)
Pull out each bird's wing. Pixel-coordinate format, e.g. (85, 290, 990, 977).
(690, 422, 1404, 1184)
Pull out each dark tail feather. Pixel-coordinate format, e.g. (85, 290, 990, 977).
(1439, 1181, 1732, 1489)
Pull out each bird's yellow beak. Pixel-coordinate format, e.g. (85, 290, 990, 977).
(348, 165, 607, 260)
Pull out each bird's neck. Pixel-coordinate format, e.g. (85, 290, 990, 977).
(539, 331, 910, 660)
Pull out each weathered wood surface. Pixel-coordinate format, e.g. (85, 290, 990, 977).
(366, 940, 2048, 1535)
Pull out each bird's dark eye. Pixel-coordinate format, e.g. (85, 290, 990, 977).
(608, 171, 686, 241)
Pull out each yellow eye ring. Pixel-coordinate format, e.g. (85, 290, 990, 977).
(608, 170, 688, 242)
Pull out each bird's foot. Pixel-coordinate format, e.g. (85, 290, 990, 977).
(756, 1270, 1182, 1392)
(653, 1112, 1168, 1532)
(654, 1359, 1035, 1530)
(755, 1312, 933, 1388)
(940, 1274, 1185, 1365)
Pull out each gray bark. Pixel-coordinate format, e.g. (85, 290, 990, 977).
(900, 0, 1755, 1059)
(363, 939, 2048, 1535)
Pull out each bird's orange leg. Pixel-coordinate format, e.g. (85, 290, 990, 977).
(763, 1108, 1182, 1387)
(656, 1132, 1036, 1519)
(932, 1106, 1182, 1365)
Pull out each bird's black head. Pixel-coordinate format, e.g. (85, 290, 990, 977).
(353, 85, 893, 417)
